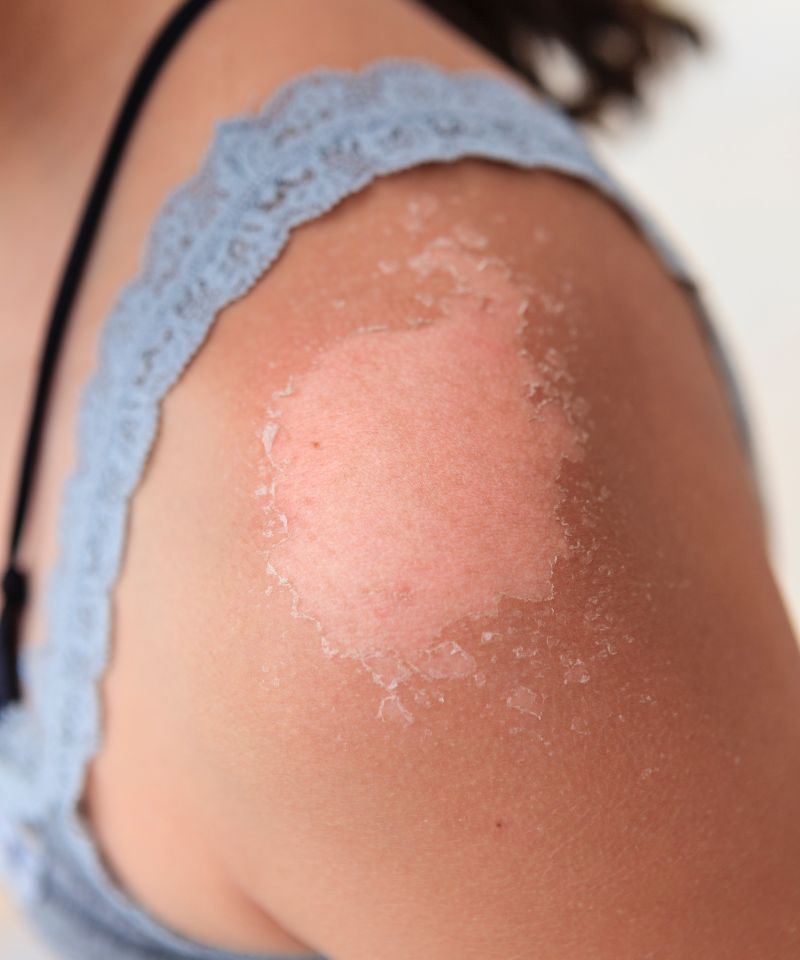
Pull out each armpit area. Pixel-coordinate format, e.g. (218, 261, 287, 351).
(257, 220, 585, 705)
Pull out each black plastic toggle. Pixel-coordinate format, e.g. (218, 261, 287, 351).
(0, 564, 28, 709)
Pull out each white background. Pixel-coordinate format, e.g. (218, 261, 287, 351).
(1, 1, 798, 954)
(590, 0, 800, 634)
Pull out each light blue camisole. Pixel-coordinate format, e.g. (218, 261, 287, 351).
(0, 58, 752, 960)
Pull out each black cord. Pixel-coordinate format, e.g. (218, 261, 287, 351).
(0, 0, 218, 708)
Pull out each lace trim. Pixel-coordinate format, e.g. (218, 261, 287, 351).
(0, 56, 717, 952)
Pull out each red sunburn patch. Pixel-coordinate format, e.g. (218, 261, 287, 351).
(259, 232, 583, 672)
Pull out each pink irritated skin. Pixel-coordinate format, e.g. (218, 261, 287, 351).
(262, 235, 583, 664)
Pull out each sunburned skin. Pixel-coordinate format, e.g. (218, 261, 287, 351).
(258, 219, 586, 716)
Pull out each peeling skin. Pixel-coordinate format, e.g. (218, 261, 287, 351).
(377, 694, 414, 726)
(259, 222, 585, 705)
(507, 686, 545, 718)
(400, 192, 440, 233)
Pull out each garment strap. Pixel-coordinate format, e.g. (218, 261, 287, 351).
(0, 0, 218, 708)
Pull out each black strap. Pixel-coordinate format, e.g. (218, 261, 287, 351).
(0, 0, 218, 708)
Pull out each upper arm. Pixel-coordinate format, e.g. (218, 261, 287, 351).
(92, 159, 800, 958)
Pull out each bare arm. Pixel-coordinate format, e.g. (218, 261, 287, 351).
(85, 152, 800, 959)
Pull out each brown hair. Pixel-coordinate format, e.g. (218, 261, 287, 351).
(418, 0, 703, 121)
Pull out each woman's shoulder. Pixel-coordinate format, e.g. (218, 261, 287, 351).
(91, 135, 798, 951)
(74, 4, 800, 959)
